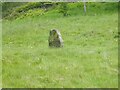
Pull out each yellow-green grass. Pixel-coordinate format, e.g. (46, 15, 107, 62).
(2, 9, 118, 88)
(0, 20, 2, 88)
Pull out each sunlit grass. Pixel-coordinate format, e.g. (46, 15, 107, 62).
(2, 9, 118, 88)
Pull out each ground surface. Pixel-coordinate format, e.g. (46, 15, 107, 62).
(2, 4, 118, 88)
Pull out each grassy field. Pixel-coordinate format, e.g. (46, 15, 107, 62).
(2, 3, 118, 88)
(0, 19, 2, 88)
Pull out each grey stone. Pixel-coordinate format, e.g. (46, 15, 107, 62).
(48, 29, 64, 47)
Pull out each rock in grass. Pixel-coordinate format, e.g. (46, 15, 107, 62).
(48, 29, 63, 47)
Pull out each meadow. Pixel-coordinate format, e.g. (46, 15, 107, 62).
(0, 19, 2, 88)
(2, 2, 118, 88)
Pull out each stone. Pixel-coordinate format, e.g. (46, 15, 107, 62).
(48, 29, 64, 47)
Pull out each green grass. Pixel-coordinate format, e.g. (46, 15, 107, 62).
(2, 4, 118, 88)
(0, 20, 2, 88)
(2, 2, 118, 20)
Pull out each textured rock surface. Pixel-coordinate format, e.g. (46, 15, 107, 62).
(48, 29, 63, 47)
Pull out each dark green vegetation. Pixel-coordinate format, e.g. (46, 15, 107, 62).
(2, 2, 118, 88)
(2, 2, 118, 19)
